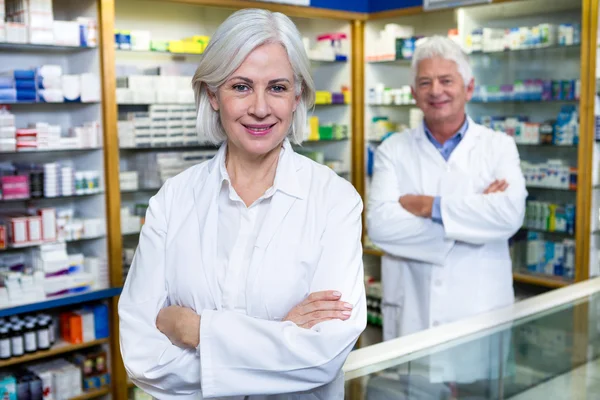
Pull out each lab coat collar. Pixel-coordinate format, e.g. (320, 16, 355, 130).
(210, 138, 305, 200)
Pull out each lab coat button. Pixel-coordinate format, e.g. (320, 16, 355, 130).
(435, 279, 442, 287)
(433, 321, 440, 327)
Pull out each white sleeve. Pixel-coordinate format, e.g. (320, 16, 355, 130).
(118, 184, 202, 399)
(441, 137, 527, 245)
(199, 180, 366, 398)
(367, 140, 454, 265)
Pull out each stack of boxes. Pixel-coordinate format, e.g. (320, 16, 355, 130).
(0, 67, 100, 104)
(118, 105, 198, 148)
(115, 75, 194, 105)
(306, 116, 348, 141)
(114, 29, 209, 54)
(119, 171, 139, 191)
(314, 87, 350, 105)
(0, 109, 16, 152)
(6, 0, 54, 45)
(0, 0, 5, 42)
(32, 243, 97, 298)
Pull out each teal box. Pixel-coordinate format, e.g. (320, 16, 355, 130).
(0, 374, 17, 400)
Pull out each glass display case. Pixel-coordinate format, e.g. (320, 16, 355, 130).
(344, 277, 600, 399)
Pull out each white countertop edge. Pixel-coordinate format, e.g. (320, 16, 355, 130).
(343, 276, 600, 380)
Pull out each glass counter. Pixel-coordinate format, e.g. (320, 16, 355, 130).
(344, 277, 600, 399)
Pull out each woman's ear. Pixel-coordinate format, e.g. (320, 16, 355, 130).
(206, 83, 219, 111)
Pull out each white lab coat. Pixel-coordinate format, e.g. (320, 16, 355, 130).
(119, 140, 366, 399)
(367, 118, 526, 382)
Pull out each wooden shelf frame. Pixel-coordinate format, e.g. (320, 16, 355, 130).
(0, 339, 109, 369)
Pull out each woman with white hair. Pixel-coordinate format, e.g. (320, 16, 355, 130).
(118, 8, 366, 399)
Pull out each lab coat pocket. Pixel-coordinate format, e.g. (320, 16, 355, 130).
(263, 241, 316, 321)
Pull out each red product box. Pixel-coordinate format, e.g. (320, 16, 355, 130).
(0, 224, 6, 250)
(0, 175, 29, 200)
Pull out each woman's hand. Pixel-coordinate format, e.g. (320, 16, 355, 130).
(156, 305, 201, 349)
(283, 291, 353, 329)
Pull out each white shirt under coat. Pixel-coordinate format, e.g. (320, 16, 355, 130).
(119, 139, 366, 399)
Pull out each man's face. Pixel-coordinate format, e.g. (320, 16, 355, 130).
(412, 56, 474, 124)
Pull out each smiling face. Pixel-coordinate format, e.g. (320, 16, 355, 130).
(412, 56, 474, 127)
(208, 42, 300, 158)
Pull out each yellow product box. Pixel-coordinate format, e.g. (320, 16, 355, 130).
(315, 91, 332, 105)
(308, 116, 320, 141)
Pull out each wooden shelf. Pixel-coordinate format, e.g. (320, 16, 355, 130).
(0, 147, 102, 155)
(363, 247, 384, 257)
(0, 287, 122, 318)
(0, 338, 109, 368)
(0, 191, 105, 203)
(513, 272, 571, 288)
(69, 387, 110, 400)
(1, 235, 106, 252)
(0, 43, 96, 53)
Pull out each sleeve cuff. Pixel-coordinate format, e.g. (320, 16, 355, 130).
(432, 196, 443, 225)
(199, 309, 216, 397)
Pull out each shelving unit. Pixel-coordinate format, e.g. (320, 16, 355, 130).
(69, 387, 111, 400)
(0, 338, 109, 369)
(361, 0, 593, 292)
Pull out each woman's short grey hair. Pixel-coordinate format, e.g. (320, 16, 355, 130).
(192, 8, 315, 145)
(411, 35, 473, 88)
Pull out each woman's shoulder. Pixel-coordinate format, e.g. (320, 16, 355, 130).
(292, 152, 361, 205)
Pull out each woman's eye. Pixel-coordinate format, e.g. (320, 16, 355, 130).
(271, 85, 286, 93)
(233, 84, 250, 92)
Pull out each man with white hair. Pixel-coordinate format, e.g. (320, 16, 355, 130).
(367, 35, 527, 390)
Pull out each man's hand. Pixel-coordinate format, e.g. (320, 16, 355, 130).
(156, 305, 200, 349)
(399, 195, 434, 218)
(283, 291, 353, 329)
(484, 179, 509, 194)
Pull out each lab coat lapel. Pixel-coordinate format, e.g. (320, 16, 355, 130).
(192, 146, 225, 310)
(447, 117, 480, 171)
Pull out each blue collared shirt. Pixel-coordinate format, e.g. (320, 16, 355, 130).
(424, 118, 469, 225)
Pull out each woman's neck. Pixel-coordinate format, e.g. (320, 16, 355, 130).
(225, 142, 281, 206)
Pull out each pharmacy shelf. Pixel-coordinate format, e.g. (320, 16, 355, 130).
(367, 58, 412, 65)
(121, 187, 161, 193)
(363, 247, 384, 257)
(315, 103, 349, 106)
(69, 387, 111, 400)
(117, 50, 347, 64)
(299, 138, 350, 144)
(122, 231, 141, 237)
(0, 191, 105, 203)
(115, 49, 202, 57)
(0, 338, 109, 369)
(0, 147, 102, 155)
(0, 287, 122, 318)
(309, 58, 347, 65)
(119, 144, 217, 151)
(470, 99, 578, 104)
(469, 43, 580, 57)
(117, 103, 193, 107)
(0, 42, 96, 53)
(2, 235, 106, 252)
(516, 143, 578, 148)
(1, 101, 101, 105)
(512, 272, 571, 288)
(520, 228, 574, 237)
(526, 186, 576, 192)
